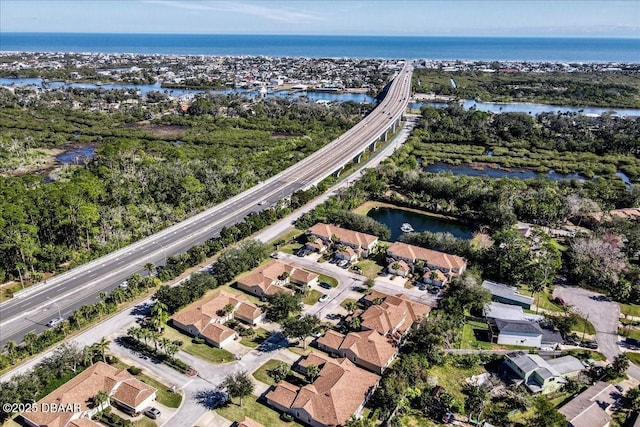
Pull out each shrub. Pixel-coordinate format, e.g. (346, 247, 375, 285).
(127, 366, 142, 375)
(192, 337, 205, 344)
(280, 413, 294, 422)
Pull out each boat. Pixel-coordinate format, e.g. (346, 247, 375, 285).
(400, 223, 414, 233)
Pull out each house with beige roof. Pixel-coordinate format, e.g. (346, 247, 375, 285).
(387, 242, 467, 277)
(359, 292, 430, 339)
(172, 290, 263, 348)
(21, 362, 156, 427)
(236, 260, 317, 299)
(237, 416, 265, 427)
(316, 329, 398, 374)
(306, 223, 378, 259)
(266, 353, 380, 427)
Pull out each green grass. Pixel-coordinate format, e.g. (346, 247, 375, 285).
(572, 315, 596, 336)
(137, 374, 183, 408)
(620, 304, 640, 318)
(354, 259, 383, 279)
(428, 363, 485, 404)
(216, 395, 302, 427)
(280, 242, 303, 255)
(302, 289, 322, 305)
(133, 418, 157, 427)
(460, 320, 493, 350)
(340, 298, 359, 311)
(240, 327, 270, 348)
(619, 327, 640, 341)
(252, 359, 290, 385)
(518, 286, 564, 312)
(315, 273, 338, 288)
(270, 228, 304, 247)
(626, 352, 640, 366)
(163, 325, 235, 364)
(563, 349, 606, 361)
(398, 412, 438, 427)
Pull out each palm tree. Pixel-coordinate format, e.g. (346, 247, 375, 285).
(305, 364, 320, 383)
(3, 340, 17, 363)
(144, 262, 155, 277)
(344, 301, 358, 315)
(150, 301, 169, 331)
(92, 390, 110, 409)
(23, 332, 37, 354)
(221, 303, 235, 317)
(348, 316, 361, 331)
(94, 337, 110, 363)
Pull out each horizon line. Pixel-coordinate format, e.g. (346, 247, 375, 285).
(2, 31, 639, 40)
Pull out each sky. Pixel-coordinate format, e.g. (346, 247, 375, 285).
(1, 0, 638, 37)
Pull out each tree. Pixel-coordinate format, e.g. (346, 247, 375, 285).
(3, 341, 17, 363)
(348, 316, 362, 331)
(344, 300, 358, 314)
(621, 386, 640, 413)
(220, 303, 235, 317)
(144, 262, 155, 277)
(607, 354, 630, 379)
(221, 371, 254, 407)
(150, 301, 169, 331)
(570, 235, 627, 294)
(266, 292, 302, 322)
(463, 383, 488, 423)
(92, 390, 110, 409)
(527, 396, 565, 427)
(305, 364, 320, 383)
(364, 278, 375, 289)
(267, 362, 291, 383)
(282, 315, 320, 349)
(93, 337, 110, 363)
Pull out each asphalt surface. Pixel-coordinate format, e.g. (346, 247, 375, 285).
(0, 63, 413, 348)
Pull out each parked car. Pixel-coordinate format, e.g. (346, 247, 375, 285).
(319, 282, 332, 290)
(553, 297, 566, 306)
(337, 259, 348, 268)
(270, 252, 280, 259)
(46, 317, 63, 327)
(319, 294, 329, 303)
(144, 407, 161, 419)
(418, 284, 427, 291)
(351, 266, 362, 273)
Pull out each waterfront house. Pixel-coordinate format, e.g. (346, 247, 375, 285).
(21, 362, 156, 427)
(316, 329, 398, 374)
(386, 242, 466, 277)
(307, 223, 378, 259)
(359, 292, 430, 339)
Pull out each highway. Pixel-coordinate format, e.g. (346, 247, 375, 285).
(0, 62, 412, 348)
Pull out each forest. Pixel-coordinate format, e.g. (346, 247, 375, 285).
(0, 89, 371, 286)
(413, 68, 640, 108)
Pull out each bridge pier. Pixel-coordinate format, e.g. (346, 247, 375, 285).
(354, 152, 364, 163)
(333, 165, 345, 178)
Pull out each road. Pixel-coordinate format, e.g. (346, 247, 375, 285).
(554, 285, 640, 381)
(0, 63, 413, 348)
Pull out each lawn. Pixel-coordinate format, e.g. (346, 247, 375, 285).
(572, 314, 597, 336)
(252, 359, 291, 385)
(626, 352, 640, 366)
(619, 327, 640, 341)
(518, 285, 564, 312)
(133, 418, 157, 427)
(270, 228, 304, 248)
(459, 320, 493, 350)
(163, 325, 235, 364)
(354, 259, 383, 279)
(428, 363, 485, 404)
(280, 242, 304, 255)
(314, 272, 338, 288)
(562, 349, 606, 361)
(240, 327, 270, 348)
(216, 395, 302, 427)
(340, 298, 359, 311)
(137, 374, 183, 408)
(302, 289, 322, 305)
(620, 304, 640, 318)
(398, 412, 438, 427)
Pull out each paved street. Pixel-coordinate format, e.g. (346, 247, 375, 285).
(553, 285, 640, 381)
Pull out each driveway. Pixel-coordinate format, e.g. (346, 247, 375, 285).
(553, 285, 640, 381)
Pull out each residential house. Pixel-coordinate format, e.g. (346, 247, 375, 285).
(489, 319, 543, 348)
(559, 381, 619, 427)
(386, 242, 467, 277)
(266, 353, 380, 427)
(21, 362, 156, 427)
(307, 223, 379, 259)
(482, 280, 534, 309)
(172, 290, 263, 348)
(503, 351, 584, 394)
(422, 269, 448, 287)
(237, 417, 265, 427)
(387, 259, 410, 278)
(315, 329, 398, 374)
(359, 292, 431, 339)
(483, 302, 543, 322)
(236, 260, 317, 299)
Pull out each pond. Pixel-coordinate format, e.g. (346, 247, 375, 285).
(367, 207, 474, 241)
(423, 162, 633, 185)
(56, 145, 97, 165)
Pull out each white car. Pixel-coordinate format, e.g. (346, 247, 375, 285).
(46, 317, 63, 327)
(118, 280, 128, 289)
(318, 294, 329, 303)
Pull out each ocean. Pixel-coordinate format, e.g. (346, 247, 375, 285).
(1, 33, 639, 62)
